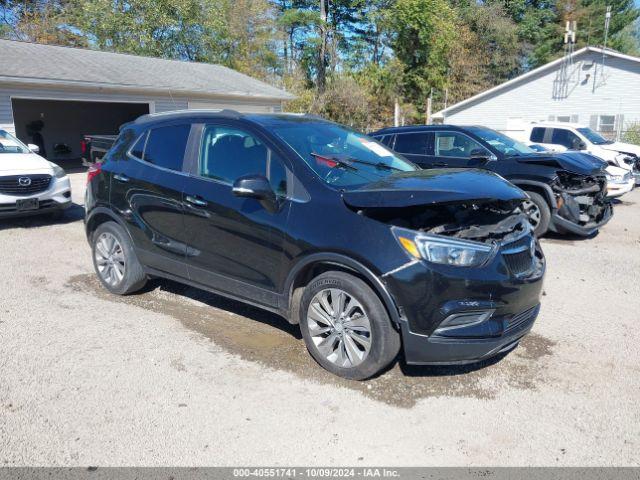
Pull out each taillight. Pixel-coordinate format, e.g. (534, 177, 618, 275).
(80, 139, 87, 154)
(87, 162, 102, 184)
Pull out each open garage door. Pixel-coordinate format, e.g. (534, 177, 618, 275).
(11, 98, 149, 163)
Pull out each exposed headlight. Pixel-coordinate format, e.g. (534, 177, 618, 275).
(51, 164, 67, 178)
(393, 227, 496, 267)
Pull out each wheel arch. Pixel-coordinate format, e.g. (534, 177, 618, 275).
(85, 207, 132, 244)
(284, 253, 401, 327)
(511, 180, 556, 210)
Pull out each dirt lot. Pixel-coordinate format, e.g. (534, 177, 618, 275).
(1, 172, 639, 466)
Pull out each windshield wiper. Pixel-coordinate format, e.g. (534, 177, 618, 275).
(310, 152, 358, 171)
(311, 152, 402, 171)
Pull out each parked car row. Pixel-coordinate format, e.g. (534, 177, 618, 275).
(2, 110, 632, 381)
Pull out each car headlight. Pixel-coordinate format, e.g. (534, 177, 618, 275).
(393, 227, 496, 267)
(51, 164, 67, 178)
(606, 173, 624, 182)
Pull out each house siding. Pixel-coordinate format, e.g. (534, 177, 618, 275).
(0, 84, 283, 134)
(441, 51, 640, 137)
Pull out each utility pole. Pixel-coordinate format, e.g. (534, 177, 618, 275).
(425, 88, 433, 125)
(318, 0, 328, 93)
(394, 99, 400, 127)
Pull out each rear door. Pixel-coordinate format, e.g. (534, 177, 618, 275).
(431, 130, 492, 168)
(181, 122, 292, 308)
(109, 122, 192, 277)
(392, 131, 436, 168)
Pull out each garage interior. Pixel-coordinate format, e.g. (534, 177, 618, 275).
(11, 98, 149, 165)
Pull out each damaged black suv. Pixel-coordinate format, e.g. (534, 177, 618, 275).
(85, 112, 545, 380)
(371, 125, 612, 237)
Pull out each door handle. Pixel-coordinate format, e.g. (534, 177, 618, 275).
(185, 195, 207, 207)
(432, 162, 448, 167)
(113, 173, 130, 183)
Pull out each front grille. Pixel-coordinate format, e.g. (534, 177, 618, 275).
(505, 305, 539, 333)
(501, 235, 535, 276)
(0, 175, 52, 196)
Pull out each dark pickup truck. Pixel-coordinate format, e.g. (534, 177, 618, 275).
(81, 135, 117, 165)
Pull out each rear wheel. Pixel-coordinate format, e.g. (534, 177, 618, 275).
(299, 271, 400, 380)
(523, 191, 551, 237)
(92, 221, 147, 295)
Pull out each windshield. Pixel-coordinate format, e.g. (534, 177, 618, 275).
(0, 130, 30, 154)
(577, 127, 613, 145)
(271, 122, 416, 188)
(467, 127, 535, 156)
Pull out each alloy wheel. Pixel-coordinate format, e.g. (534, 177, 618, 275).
(307, 288, 372, 368)
(94, 232, 126, 287)
(522, 199, 541, 229)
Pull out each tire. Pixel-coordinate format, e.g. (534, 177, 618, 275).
(91, 221, 147, 295)
(523, 191, 551, 237)
(299, 271, 400, 380)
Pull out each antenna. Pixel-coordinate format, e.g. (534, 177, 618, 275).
(600, 6, 612, 86)
(554, 20, 577, 98)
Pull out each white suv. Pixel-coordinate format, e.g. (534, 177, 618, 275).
(0, 129, 71, 218)
(517, 122, 640, 184)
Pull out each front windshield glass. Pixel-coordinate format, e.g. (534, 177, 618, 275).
(0, 130, 30, 154)
(467, 127, 535, 156)
(577, 127, 613, 145)
(271, 121, 416, 188)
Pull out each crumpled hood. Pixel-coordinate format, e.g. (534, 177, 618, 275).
(342, 168, 526, 209)
(0, 152, 54, 174)
(515, 151, 606, 175)
(599, 142, 640, 157)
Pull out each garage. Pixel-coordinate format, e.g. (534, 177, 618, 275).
(11, 98, 149, 162)
(0, 39, 294, 166)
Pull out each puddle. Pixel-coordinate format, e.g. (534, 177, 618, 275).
(66, 273, 555, 408)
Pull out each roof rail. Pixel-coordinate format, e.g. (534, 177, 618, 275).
(133, 108, 243, 124)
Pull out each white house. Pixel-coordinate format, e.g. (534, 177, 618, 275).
(0, 39, 293, 161)
(433, 46, 640, 140)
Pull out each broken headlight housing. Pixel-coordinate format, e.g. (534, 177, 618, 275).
(393, 227, 496, 267)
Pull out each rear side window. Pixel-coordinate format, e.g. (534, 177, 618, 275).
(530, 127, 546, 143)
(394, 132, 430, 155)
(142, 124, 190, 171)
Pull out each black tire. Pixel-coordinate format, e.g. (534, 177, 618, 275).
(299, 271, 400, 380)
(523, 191, 551, 237)
(91, 221, 147, 295)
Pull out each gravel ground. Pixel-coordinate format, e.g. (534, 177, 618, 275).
(0, 172, 639, 466)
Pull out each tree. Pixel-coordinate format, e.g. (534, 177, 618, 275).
(386, 0, 457, 115)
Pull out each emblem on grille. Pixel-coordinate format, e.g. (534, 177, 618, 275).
(18, 177, 32, 186)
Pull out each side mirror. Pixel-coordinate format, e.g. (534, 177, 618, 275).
(232, 174, 277, 212)
(27, 144, 40, 154)
(469, 148, 495, 165)
(578, 141, 587, 150)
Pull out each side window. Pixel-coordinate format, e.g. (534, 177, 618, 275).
(434, 132, 485, 158)
(143, 124, 190, 171)
(530, 127, 546, 143)
(551, 128, 581, 149)
(199, 125, 273, 184)
(394, 132, 429, 155)
(129, 132, 147, 160)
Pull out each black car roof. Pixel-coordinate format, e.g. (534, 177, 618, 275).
(371, 125, 485, 135)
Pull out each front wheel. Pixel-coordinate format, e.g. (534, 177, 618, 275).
(299, 271, 400, 380)
(522, 191, 551, 237)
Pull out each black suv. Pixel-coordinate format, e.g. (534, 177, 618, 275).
(85, 111, 545, 380)
(371, 125, 612, 237)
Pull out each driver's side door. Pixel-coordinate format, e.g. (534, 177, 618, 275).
(182, 122, 291, 308)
